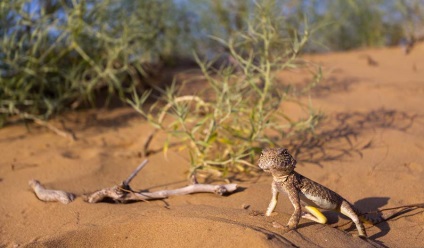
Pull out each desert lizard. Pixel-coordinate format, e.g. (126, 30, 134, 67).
(258, 147, 376, 238)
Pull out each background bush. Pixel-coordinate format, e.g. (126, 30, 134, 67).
(0, 0, 192, 125)
(127, 2, 319, 176)
(1, 0, 423, 175)
(1, 0, 423, 126)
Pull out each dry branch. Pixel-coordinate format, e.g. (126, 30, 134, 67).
(123, 159, 149, 185)
(84, 182, 238, 203)
(29, 159, 238, 204)
(29, 179, 75, 204)
(84, 159, 237, 203)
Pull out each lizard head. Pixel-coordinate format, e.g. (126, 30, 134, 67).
(258, 147, 297, 175)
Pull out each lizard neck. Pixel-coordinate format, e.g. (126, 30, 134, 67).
(273, 171, 295, 183)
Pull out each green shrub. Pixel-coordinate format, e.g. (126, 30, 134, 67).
(128, 2, 322, 177)
(0, 0, 190, 126)
(1, 0, 422, 128)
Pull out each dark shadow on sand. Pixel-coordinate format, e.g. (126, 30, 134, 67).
(282, 108, 421, 167)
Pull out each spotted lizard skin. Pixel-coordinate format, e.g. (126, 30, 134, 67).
(258, 147, 369, 237)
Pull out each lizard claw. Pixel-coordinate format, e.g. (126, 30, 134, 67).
(272, 221, 293, 232)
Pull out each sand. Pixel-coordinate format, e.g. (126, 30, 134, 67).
(1, 44, 423, 247)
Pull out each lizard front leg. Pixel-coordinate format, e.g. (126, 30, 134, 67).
(266, 182, 279, 216)
(286, 183, 301, 229)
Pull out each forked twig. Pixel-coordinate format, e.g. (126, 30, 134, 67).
(123, 159, 149, 186)
(29, 160, 238, 204)
(84, 160, 237, 203)
(84, 183, 238, 203)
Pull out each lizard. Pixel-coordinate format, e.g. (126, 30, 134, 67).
(258, 147, 378, 238)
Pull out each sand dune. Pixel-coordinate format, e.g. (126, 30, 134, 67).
(1, 44, 423, 247)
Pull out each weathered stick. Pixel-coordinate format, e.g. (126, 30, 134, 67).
(29, 160, 238, 204)
(123, 159, 149, 186)
(83, 159, 238, 203)
(29, 179, 75, 204)
(84, 183, 238, 203)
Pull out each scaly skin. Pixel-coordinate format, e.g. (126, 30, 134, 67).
(258, 147, 368, 238)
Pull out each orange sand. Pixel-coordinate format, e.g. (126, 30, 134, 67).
(1, 44, 423, 247)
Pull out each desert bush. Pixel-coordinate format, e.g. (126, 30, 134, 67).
(0, 0, 190, 126)
(1, 0, 422, 128)
(128, 2, 322, 177)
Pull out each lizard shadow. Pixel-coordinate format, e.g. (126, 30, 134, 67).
(355, 197, 390, 240)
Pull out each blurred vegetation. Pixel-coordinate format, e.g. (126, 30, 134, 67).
(1, 0, 423, 125)
(285, 0, 424, 51)
(1, 1, 423, 174)
(0, 0, 192, 126)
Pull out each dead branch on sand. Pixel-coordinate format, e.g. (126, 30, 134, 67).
(29, 159, 238, 204)
(28, 179, 76, 204)
(84, 159, 237, 203)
